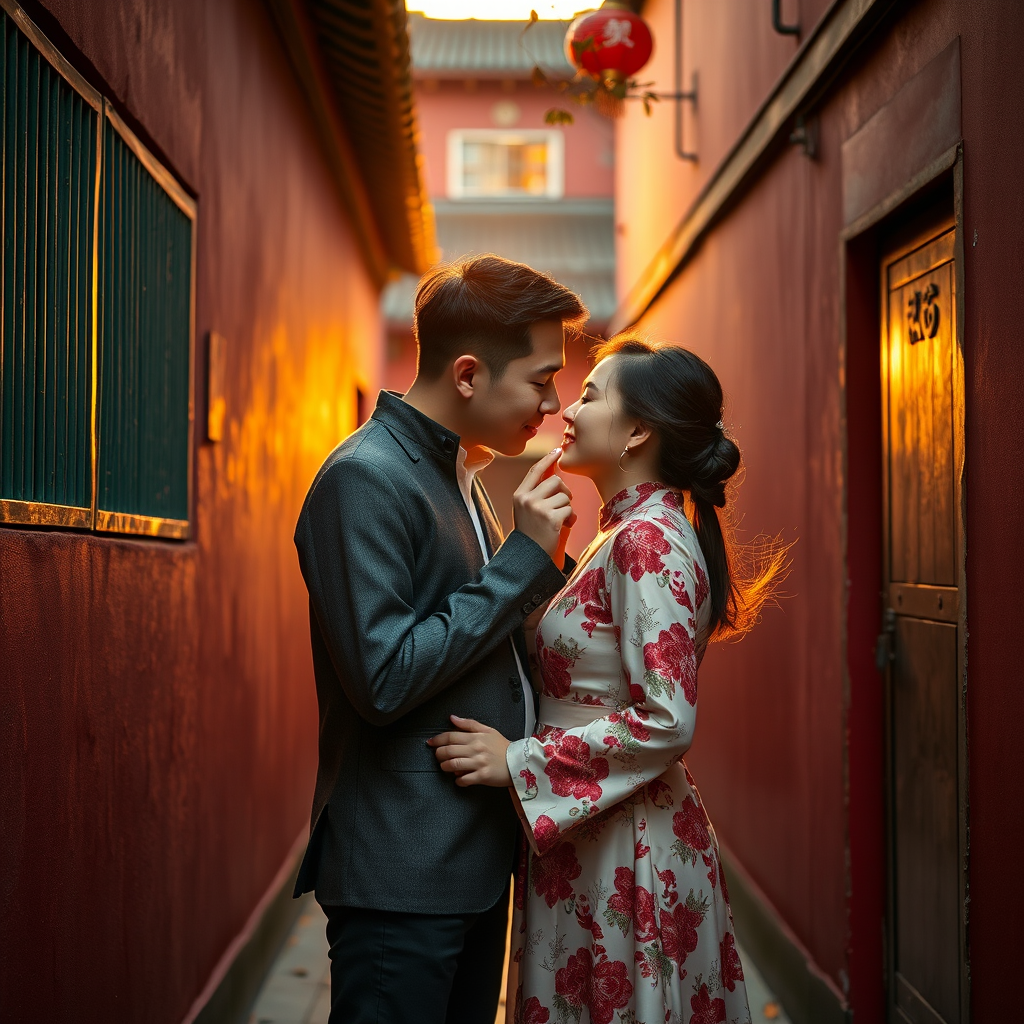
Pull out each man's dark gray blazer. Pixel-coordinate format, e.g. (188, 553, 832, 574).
(293, 390, 567, 914)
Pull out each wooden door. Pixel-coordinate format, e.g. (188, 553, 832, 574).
(880, 222, 967, 1024)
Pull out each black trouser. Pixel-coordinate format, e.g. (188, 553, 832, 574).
(319, 882, 510, 1024)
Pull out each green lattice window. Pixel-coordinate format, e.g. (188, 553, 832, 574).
(0, 1, 195, 539)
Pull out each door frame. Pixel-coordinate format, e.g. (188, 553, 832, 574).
(839, 144, 968, 1023)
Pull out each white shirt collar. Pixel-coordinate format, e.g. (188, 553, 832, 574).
(455, 445, 494, 504)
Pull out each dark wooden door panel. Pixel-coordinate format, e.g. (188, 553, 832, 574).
(887, 242, 955, 585)
(881, 222, 966, 1024)
(893, 616, 960, 1023)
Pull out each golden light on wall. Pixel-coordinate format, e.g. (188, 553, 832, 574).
(207, 331, 227, 442)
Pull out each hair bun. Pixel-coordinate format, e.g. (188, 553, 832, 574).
(691, 478, 728, 508)
(690, 433, 739, 508)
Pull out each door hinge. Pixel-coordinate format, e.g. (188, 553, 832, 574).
(875, 608, 896, 672)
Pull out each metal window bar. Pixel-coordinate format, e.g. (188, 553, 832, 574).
(96, 103, 195, 539)
(0, 1, 100, 528)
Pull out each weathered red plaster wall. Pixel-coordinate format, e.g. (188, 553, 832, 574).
(614, 0, 830, 298)
(955, 1, 1024, 1018)
(617, 0, 1024, 1017)
(0, 1, 381, 1021)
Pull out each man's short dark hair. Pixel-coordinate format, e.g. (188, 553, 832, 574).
(413, 254, 589, 381)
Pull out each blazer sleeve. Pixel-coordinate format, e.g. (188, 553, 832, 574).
(296, 456, 566, 727)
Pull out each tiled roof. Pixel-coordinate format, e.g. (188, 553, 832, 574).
(407, 12, 574, 77)
(382, 198, 616, 326)
(267, 0, 435, 279)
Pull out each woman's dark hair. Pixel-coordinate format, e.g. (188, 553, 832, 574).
(414, 254, 589, 381)
(593, 332, 788, 640)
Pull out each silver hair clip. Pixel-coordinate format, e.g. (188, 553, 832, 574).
(716, 420, 724, 430)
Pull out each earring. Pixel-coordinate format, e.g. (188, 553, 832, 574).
(618, 444, 631, 472)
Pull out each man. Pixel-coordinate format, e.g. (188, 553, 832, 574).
(293, 254, 588, 1024)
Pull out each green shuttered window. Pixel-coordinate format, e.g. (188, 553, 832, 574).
(0, 10, 96, 524)
(0, 2, 195, 539)
(97, 115, 194, 534)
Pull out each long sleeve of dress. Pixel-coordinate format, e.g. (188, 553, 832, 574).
(507, 514, 707, 856)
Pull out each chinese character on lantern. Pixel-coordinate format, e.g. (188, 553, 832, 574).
(564, 2, 654, 89)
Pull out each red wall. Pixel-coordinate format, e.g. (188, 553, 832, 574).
(415, 80, 614, 199)
(614, 0, 831, 297)
(0, 1, 381, 1021)
(616, 0, 1024, 1018)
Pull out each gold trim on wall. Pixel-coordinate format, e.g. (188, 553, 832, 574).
(104, 103, 197, 220)
(95, 510, 189, 540)
(0, 500, 92, 529)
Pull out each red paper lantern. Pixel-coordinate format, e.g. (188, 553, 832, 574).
(564, 2, 654, 88)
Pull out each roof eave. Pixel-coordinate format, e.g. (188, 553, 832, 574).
(264, 0, 435, 284)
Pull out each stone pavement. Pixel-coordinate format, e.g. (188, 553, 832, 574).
(248, 893, 330, 1024)
(249, 893, 792, 1024)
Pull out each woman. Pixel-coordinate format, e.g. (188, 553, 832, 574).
(430, 334, 783, 1024)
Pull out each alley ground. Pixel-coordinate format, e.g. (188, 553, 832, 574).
(248, 892, 792, 1024)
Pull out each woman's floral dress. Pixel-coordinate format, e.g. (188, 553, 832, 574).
(504, 483, 750, 1024)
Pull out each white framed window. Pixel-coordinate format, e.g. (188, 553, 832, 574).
(446, 130, 565, 199)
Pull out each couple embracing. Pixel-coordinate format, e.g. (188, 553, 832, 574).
(294, 254, 774, 1024)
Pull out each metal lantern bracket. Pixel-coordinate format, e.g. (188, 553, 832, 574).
(646, 0, 802, 162)
(772, 0, 801, 36)
(670, 0, 698, 163)
(645, 0, 698, 162)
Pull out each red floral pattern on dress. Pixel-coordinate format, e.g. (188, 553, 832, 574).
(544, 734, 608, 803)
(634, 885, 658, 943)
(643, 621, 697, 705)
(694, 560, 711, 611)
(672, 796, 713, 861)
(690, 982, 727, 1024)
(604, 866, 634, 935)
(720, 931, 744, 991)
(658, 867, 680, 906)
(662, 489, 684, 512)
(599, 481, 662, 529)
(660, 900, 704, 977)
(647, 778, 674, 809)
(558, 567, 613, 638)
(532, 841, 581, 907)
(669, 569, 694, 611)
(611, 520, 671, 581)
(554, 946, 590, 1007)
(574, 893, 604, 940)
(589, 954, 634, 1024)
(704, 850, 719, 890)
(554, 947, 634, 1024)
(508, 484, 747, 1023)
(538, 644, 573, 699)
(520, 995, 550, 1024)
(533, 814, 560, 855)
